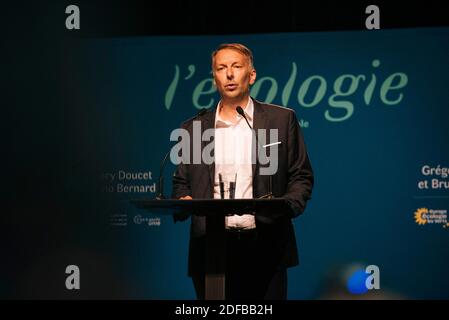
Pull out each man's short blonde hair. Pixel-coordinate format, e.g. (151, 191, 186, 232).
(211, 43, 254, 70)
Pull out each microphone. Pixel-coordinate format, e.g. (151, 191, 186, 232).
(236, 106, 252, 129)
(235, 106, 273, 199)
(156, 108, 208, 200)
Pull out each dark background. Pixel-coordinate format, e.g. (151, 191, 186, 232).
(70, 1, 449, 35)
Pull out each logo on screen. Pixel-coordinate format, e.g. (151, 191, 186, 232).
(134, 214, 161, 227)
(414, 208, 428, 225)
(414, 208, 448, 228)
(346, 265, 380, 294)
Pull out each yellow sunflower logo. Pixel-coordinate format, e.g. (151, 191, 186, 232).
(414, 208, 428, 225)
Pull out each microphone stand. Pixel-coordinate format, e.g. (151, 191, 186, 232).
(155, 150, 171, 200)
(156, 108, 208, 200)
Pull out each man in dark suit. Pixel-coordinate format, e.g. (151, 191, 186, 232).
(172, 43, 314, 300)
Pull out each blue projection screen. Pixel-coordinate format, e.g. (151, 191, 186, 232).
(77, 27, 449, 299)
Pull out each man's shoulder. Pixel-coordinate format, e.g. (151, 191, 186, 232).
(180, 108, 215, 128)
(254, 99, 296, 118)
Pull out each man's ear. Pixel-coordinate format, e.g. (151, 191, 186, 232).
(249, 68, 257, 85)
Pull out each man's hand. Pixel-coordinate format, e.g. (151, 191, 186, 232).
(173, 196, 192, 222)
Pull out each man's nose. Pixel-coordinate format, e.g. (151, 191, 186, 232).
(226, 68, 234, 79)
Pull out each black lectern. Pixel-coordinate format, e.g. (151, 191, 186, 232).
(131, 198, 290, 300)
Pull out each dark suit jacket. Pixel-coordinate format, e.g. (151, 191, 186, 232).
(172, 98, 314, 276)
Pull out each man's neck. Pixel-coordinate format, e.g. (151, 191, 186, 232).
(219, 96, 250, 121)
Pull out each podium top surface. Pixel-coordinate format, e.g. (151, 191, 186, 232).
(131, 198, 289, 215)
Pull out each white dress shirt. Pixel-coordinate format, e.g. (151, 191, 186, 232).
(213, 98, 256, 230)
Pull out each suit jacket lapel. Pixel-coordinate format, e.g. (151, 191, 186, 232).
(200, 109, 216, 195)
(252, 99, 267, 180)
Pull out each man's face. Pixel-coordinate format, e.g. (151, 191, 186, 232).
(213, 48, 256, 101)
